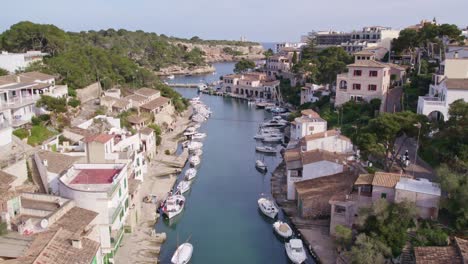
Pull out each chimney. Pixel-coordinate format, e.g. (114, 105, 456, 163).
(43, 159, 48, 167)
(454, 51, 459, 59)
(71, 238, 82, 249)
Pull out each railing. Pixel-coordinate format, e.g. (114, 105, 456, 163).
(420, 96, 445, 106)
(110, 226, 125, 247)
(108, 204, 124, 224)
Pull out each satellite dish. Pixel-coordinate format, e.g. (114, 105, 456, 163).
(40, 219, 49, 229)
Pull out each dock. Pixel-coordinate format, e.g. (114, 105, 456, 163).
(166, 83, 202, 88)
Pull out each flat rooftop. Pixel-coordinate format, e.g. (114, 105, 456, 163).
(70, 169, 121, 184)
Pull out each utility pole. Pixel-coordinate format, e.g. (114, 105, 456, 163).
(413, 122, 421, 176)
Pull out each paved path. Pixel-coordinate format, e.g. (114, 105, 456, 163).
(395, 136, 436, 181)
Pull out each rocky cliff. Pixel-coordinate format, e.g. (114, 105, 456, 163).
(173, 42, 265, 63)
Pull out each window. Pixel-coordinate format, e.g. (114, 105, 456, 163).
(119, 187, 122, 197)
(335, 205, 346, 214)
(353, 70, 362, 76)
(383, 71, 386, 77)
(339, 80, 347, 89)
(369, 71, 378, 77)
(352, 84, 361, 90)
(124, 178, 127, 189)
(308, 126, 314, 132)
(381, 193, 387, 199)
(368, 84, 377, 91)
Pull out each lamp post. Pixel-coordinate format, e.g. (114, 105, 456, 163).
(413, 122, 422, 175)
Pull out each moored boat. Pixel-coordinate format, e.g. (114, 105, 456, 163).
(255, 146, 277, 154)
(176, 180, 191, 194)
(185, 168, 197, 180)
(171, 243, 193, 264)
(255, 160, 267, 172)
(285, 239, 307, 264)
(273, 221, 293, 238)
(261, 135, 283, 143)
(161, 194, 185, 219)
(187, 141, 203, 151)
(257, 197, 279, 219)
(191, 132, 206, 141)
(192, 149, 203, 156)
(189, 155, 201, 167)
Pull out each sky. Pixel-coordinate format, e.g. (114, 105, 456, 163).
(1, 0, 467, 42)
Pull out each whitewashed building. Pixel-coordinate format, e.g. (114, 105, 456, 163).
(301, 129, 354, 154)
(290, 109, 327, 141)
(395, 178, 441, 219)
(300, 83, 328, 105)
(0, 51, 47, 73)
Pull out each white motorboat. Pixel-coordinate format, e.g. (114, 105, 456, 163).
(187, 141, 203, 151)
(171, 243, 193, 264)
(181, 141, 190, 148)
(258, 197, 279, 219)
(161, 194, 185, 219)
(255, 160, 267, 171)
(273, 221, 293, 238)
(191, 132, 206, 141)
(271, 107, 287, 114)
(254, 131, 282, 140)
(190, 97, 200, 102)
(185, 168, 197, 180)
(183, 127, 197, 136)
(192, 123, 201, 129)
(189, 155, 201, 167)
(285, 239, 307, 264)
(167, 75, 175, 80)
(262, 135, 283, 143)
(176, 180, 191, 194)
(192, 149, 203, 156)
(255, 146, 277, 154)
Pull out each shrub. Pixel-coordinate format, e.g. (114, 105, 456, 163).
(164, 149, 170, 155)
(31, 116, 41, 126)
(13, 128, 28, 139)
(68, 98, 81, 108)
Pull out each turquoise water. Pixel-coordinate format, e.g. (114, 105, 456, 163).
(157, 63, 315, 264)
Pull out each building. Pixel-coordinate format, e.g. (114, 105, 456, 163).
(310, 31, 352, 46)
(220, 72, 280, 100)
(350, 26, 400, 51)
(335, 52, 391, 112)
(341, 41, 378, 54)
(300, 129, 354, 154)
(290, 109, 327, 141)
(445, 45, 468, 59)
(371, 172, 411, 202)
(58, 163, 129, 262)
(414, 237, 468, 264)
(275, 42, 306, 53)
(300, 83, 327, 105)
(0, 51, 48, 73)
(395, 178, 441, 219)
(0, 72, 67, 127)
(285, 148, 348, 200)
(417, 58, 468, 120)
(140, 96, 172, 116)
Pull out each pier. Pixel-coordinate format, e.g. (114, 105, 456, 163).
(166, 83, 203, 88)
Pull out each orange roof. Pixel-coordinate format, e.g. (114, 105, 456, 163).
(414, 245, 462, 264)
(140, 96, 170, 111)
(301, 109, 320, 118)
(302, 129, 351, 142)
(83, 134, 114, 144)
(371, 172, 412, 188)
(354, 174, 374, 185)
(348, 60, 389, 68)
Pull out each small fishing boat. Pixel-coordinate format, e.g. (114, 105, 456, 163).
(192, 149, 203, 156)
(171, 243, 193, 264)
(273, 221, 293, 238)
(185, 168, 197, 180)
(181, 141, 190, 148)
(183, 127, 197, 136)
(192, 123, 201, 130)
(255, 160, 267, 172)
(167, 75, 175, 80)
(271, 107, 287, 114)
(262, 135, 283, 143)
(285, 239, 307, 264)
(161, 194, 185, 219)
(187, 141, 203, 151)
(258, 197, 279, 219)
(176, 180, 191, 194)
(191, 132, 206, 141)
(255, 146, 277, 154)
(189, 155, 201, 167)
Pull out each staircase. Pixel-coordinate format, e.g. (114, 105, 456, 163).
(400, 243, 415, 264)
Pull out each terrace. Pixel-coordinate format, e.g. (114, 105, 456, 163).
(60, 163, 126, 193)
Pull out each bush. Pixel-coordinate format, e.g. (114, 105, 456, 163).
(36, 95, 67, 113)
(164, 149, 171, 155)
(31, 116, 41, 126)
(156, 135, 162, 146)
(13, 128, 28, 139)
(68, 98, 81, 108)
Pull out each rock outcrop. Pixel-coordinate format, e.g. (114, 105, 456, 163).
(173, 42, 265, 63)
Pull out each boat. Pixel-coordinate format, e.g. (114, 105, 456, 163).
(260, 120, 287, 128)
(255, 146, 277, 154)
(161, 194, 185, 219)
(257, 197, 279, 219)
(273, 221, 293, 238)
(271, 107, 287, 114)
(192, 123, 201, 130)
(189, 155, 201, 167)
(176, 181, 191, 194)
(167, 75, 175, 80)
(255, 160, 267, 172)
(181, 141, 190, 148)
(256, 102, 267, 109)
(191, 132, 206, 141)
(192, 149, 203, 156)
(187, 141, 203, 151)
(171, 243, 193, 264)
(285, 239, 307, 264)
(261, 135, 283, 143)
(185, 168, 197, 180)
(183, 127, 197, 136)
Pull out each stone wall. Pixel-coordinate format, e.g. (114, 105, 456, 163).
(77, 82, 101, 103)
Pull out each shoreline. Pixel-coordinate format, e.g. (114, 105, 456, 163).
(115, 107, 193, 264)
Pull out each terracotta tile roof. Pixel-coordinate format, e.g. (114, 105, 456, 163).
(414, 245, 462, 264)
(445, 79, 468, 90)
(52, 207, 98, 234)
(284, 148, 301, 162)
(301, 109, 320, 118)
(83, 133, 114, 144)
(125, 94, 147, 102)
(301, 150, 347, 165)
(0, 75, 17, 86)
(134, 87, 159, 97)
(0, 170, 16, 188)
(36, 151, 82, 174)
(371, 172, 412, 188)
(139, 127, 154, 135)
(354, 50, 375, 56)
(302, 129, 351, 142)
(112, 98, 131, 109)
(127, 115, 149, 124)
(64, 127, 95, 139)
(348, 60, 389, 68)
(455, 237, 468, 263)
(355, 174, 374, 185)
(140, 96, 170, 111)
(100, 96, 117, 103)
(18, 71, 55, 82)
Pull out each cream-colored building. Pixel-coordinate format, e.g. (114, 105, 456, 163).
(290, 109, 327, 141)
(335, 52, 391, 112)
(221, 72, 280, 100)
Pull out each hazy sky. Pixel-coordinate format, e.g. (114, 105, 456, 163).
(1, 0, 467, 42)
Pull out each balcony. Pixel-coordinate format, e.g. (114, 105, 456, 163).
(108, 204, 124, 224)
(417, 96, 447, 119)
(0, 96, 40, 111)
(110, 226, 125, 248)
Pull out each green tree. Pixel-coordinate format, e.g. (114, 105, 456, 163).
(36, 95, 67, 113)
(291, 51, 298, 64)
(348, 234, 391, 264)
(0, 68, 8, 76)
(316, 47, 353, 85)
(335, 225, 352, 250)
(233, 58, 256, 73)
(263, 48, 274, 58)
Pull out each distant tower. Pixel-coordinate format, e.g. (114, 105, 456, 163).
(240, 36, 247, 42)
